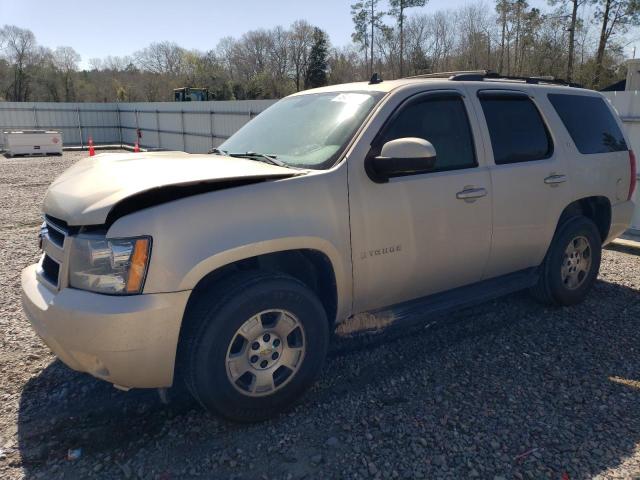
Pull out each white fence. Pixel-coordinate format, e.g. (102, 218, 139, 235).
(603, 91, 640, 233)
(0, 100, 278, 153)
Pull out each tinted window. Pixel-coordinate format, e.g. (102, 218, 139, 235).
(379, 94, 476, 171)
(479, 94, 552, 164)
(548, 93, 627, 154)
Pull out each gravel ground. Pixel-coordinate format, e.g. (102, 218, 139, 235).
(1, 151, 640, 480)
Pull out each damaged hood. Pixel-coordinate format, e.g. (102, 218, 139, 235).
(43, 151, 301, 226)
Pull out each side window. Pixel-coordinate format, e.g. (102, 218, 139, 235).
(379, 94, 477, 171)
(479, 93, 553, 165)
(548, 93, 627, 154)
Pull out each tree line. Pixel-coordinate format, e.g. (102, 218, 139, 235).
(0, 0, 638, 103)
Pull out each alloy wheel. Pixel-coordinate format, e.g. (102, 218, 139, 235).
(225, 309, 306, 397)
(561, 235, 592, 290)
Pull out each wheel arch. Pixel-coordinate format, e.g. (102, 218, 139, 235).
(190, 249, 338, 321)
(173, 247, 340, 387)
(180, 241, 344, 329)
(556, 196, 611, 243)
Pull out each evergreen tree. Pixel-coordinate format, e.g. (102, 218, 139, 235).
(351, 0, 385, 77)
(305, 28, 328, 88)
(389, 0, 427, 77)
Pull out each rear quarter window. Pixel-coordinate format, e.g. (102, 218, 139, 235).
(547, 93, 627, 154)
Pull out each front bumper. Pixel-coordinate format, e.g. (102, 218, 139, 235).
(21, 264, 191, 389)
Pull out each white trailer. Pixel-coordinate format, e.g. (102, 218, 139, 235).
(3, 130, 63, 156)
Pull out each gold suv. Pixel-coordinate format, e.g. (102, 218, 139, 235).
(22, 72, 636, 421)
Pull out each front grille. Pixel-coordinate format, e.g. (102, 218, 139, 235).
(45, 215, 69, 230)
(41, 254, 60, 286)
(39, 215, 69, 289)
(45, 224, 65, 247)
(44, 215, 69, 248)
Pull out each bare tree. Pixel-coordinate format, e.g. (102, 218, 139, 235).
(0, 25, 37, 100)
(53, 46, 80, 101)
(496, 0, 511, 72)
(456, 3, 494, 70)
(269, 26, 293, 97)
(238, 29, 272, 78)
(216, 36, 239, 80)
(432, 11, 457, 71)
(88, 58, 102, 71)
(592, 0, 640, 87)
(404, 15, 430, 74)
(101, 55, 134, 71)
(289, 20, 314, 91)
(135, 41, 185, 75)
(575, 14, 593, 83)
(548, 0, 587, 81)
(328, 45, 363, 83)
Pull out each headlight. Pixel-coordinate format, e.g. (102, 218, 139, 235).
(69, 235, 151, 295)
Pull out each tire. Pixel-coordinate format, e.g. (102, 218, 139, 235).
(530, 216, 602, 306)
(181, 271, 329, 422)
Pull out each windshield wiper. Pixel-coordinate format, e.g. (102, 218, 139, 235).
(226, 151, 289, 168)
(208, 147, 227, 155)
(209, 148, 301, 169)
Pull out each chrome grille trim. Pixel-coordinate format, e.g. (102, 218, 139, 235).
(38, 215, 72, 291)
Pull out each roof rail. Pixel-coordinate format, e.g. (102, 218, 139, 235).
(405, 70, 489, 80)
(405, 70, 582, 88)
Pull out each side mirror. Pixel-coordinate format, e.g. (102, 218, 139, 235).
(366, 137, 437, 183)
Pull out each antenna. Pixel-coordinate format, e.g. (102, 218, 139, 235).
(369, 73, 383, 85)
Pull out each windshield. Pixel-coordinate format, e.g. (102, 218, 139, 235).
(219, 91, 384, 170)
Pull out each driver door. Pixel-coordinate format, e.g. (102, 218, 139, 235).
(348, 89, 493, 313)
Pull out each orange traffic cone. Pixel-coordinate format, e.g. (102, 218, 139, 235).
(88, 136, 95, 157)
(134, 141, 140, 153)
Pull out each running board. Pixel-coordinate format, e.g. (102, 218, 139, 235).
(350, 268, 539, 334)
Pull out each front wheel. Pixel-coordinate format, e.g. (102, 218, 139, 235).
(182, 271, 329, 422)
(530, 216, 602, 306)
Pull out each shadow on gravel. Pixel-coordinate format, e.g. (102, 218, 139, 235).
(605, 241, 640, 256)
(16, 278, 640, 479)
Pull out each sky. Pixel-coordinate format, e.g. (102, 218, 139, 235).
(0, 0, 634, 69)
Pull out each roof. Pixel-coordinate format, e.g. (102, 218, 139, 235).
(289, 78, 420, 95)
(291, 70, 590, 97)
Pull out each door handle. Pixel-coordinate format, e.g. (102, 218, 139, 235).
(544, 174, 567, 185)
(456, 187, 488, 200)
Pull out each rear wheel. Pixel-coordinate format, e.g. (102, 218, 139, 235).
(181, 271, 329, 422)
(530, 216, 602, 306)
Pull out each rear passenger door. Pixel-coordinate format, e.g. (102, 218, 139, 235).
(470, 89, 572, 278)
